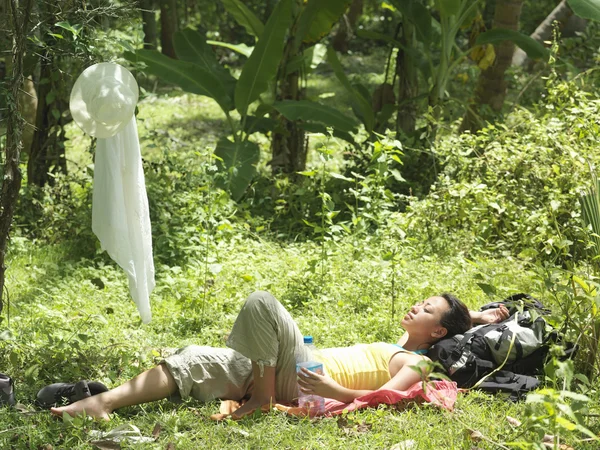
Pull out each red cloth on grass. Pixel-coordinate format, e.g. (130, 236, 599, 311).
(210, 380, 458, 420)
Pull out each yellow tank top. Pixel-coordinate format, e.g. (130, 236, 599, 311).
(318, 342, 407, 390)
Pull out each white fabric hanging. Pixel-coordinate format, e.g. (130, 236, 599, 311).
(70, 63, 155, 323)
(92, 118, 154, 323)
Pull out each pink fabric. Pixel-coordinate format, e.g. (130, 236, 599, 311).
(211, 380, 458, 420)
(320, 380, 458, 415)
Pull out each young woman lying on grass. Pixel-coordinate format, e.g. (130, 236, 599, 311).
(51, 291, 509, 420)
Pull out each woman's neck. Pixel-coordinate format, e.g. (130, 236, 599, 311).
(397, 332, 431, 352)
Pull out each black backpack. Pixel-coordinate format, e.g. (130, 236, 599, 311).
(0, 373, 15, 407)
(428, 293, 565, 401)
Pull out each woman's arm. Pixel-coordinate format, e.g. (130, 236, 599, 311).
(297, 353, 426, 403)
(470, 304, 509, 325)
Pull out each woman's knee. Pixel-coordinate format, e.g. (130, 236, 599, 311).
(243, 291, 279, 311)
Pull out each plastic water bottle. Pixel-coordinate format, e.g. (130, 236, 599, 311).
(296, 336, 325, 417)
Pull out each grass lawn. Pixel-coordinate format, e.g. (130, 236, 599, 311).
(1, 82, 599, 448)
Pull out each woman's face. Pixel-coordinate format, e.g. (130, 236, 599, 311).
(401, 296, 450, 337)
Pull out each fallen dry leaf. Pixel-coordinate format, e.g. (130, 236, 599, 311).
(389, 439, 416, 450)
(467, 429, 483, 442)
(337, 416, 372, 436)
(541, 435, 574, 450)
(90, 440, 121, 450)
(506, 416, 521, 427)
(152, 423, 162, 439)
(165, 443, 175, 450)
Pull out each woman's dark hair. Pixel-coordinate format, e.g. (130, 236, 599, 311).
(438, 293, 472, 337)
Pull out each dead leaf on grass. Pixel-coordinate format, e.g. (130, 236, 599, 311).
(90, 440, 121, 450)
(165, 443, 175, 450)
(389, 439, 416, 450)
(337, 416, 371, 436)
(466, 429, 483, 442)
(152, 423, 162, 439)
(506, 416, 521, 427)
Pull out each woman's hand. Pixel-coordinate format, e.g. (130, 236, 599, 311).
(297, 367, 342, 399)
(475, 304, 510, 324)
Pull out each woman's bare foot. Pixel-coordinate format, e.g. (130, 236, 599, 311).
(50, 394, 112, 421)
(230, 395, 274, 419)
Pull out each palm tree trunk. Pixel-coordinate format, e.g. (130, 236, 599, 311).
(396, 21, 418, 134)
(141, 0, 158, 50)
(461, 0, 524, 132)
(332, 0, 363, 54)
(160, 0, 178, 58)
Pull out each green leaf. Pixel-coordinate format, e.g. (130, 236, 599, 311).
(219, 0, 264, 37)
(243, 115, 277, 134)
(437, 0, 461, 17)
(273, 100, 358, 133)
(294, 0, 352, 50)
(567, 0, 600, 21)
(235, 0, 293, 117)
(285, 44, 327, 75)
(299, 122, 357, 145)
(477, 282, 497, 296)
(326, 47, 374, 132)
(214, 138, 260, 201)
(389, 0, 432, 44)
(476, 29, 549, 60)
(174, 29, 227, 73)
(55, 21, 80, 38)
(174, 29, 236, 99)
(207, 40, 253, 57)
(125, 50, 234, 112)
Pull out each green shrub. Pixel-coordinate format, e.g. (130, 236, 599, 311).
(397, 77, 600, 262)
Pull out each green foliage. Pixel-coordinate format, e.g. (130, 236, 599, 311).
(272, 100, 358, 133)
(476, 28, 549, 60)
(218, 0, 265, 38)
(214, 138, 260, 201)
(294, 0, 352, 49)
(568, 0, 600, 21)
(235, 0, 293, 116)
(129, 49, 235, 111)
(398, 77, 600, 261)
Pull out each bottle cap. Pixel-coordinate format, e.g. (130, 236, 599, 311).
(303, 336, 313, 344)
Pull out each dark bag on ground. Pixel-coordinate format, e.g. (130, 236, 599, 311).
(428, 293, 568, 401)
(0, 373, 15, 407)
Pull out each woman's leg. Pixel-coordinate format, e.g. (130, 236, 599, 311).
(50, 345, 253, 420)
(50, 364, 177, 420)
(226, 291, 309, 418)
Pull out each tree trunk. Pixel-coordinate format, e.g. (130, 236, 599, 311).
(332, 0, 363, 54)
(396, 21, 418, 135)
(141, 0, 158, 50)
(270, 68, 307, 174)
(27, 52, 68, 186)
(160, 0, 178, 59)
(513, 0, 575, 66)
(1, 0, 33, 314)
(461, 0, 524, 132)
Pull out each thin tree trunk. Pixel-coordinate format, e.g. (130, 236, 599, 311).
(513, 0, 573, 66)
(461, 0, 524, 132)
(270, 68, 307, 174)
(141, 0, 158, 50)
(332, 0, 363, 54)
(396, 21, 417, 134)
(27, 53, 52, 186)
(160, 0, 178, 59)
(1, 0, 33, 313)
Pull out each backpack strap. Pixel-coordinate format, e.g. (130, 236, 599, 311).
(477, 370, 540, 401)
